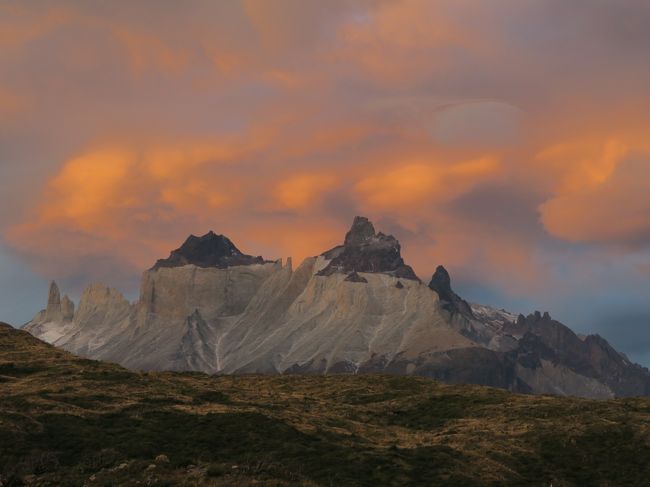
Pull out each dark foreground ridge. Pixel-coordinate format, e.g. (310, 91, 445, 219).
(2, 322, 650, 486)
(318, 216, 419, 280)
(153, 231, 266, 270)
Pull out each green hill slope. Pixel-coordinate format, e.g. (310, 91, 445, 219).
(2, 322, 650, 486)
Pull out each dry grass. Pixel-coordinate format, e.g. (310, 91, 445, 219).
(2, 323, 650, 486)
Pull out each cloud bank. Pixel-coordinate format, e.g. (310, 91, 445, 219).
(1, 0, 649, 361)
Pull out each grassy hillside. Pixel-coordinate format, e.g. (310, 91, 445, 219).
(2, 322, 650, 486)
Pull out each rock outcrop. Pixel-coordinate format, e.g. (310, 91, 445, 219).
(153, 231, 266, 269)
(24, 281, 76, 344)
(46, 281, 61, 320)
(40, 281, 75, 323)
(501, 311, 650, 397)
(22, 216, 650, 399)
(344, 271, 368, 283)
(317, 216, 419, 280)
(428, 265, 474, 319)
(61, 295, 75, 322)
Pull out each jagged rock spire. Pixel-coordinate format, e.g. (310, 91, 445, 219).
(317, 216, 419, 280)
(428, 266, 474, 318)
(43, 281, 74, 322)
(344, 216, 376, 246)
(429, 266, 452, 292)
(47, 281, 61, 309)
(44, 281, 62, 322)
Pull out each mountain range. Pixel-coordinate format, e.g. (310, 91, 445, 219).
(24, 216, 650, 399)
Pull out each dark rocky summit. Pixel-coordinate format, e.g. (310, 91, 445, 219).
(428, 265, 474, 318)
(317, 216, 419, 280)
(153, 231, 266, 270)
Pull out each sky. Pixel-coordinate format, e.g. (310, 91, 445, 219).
(1, 1, 650, 364)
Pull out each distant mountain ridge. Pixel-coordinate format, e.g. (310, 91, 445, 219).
(24, 216, 650, 398)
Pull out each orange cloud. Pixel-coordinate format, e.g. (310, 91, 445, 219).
(40, 149, 135, 227)
(4, 0, 650, 306)
(540, 158, 650, 246)
(245, 217, 344, 265)
(536, 138, 628, 194)
(272, 173, 338, 210)
(160, 181, 229, 211)
(145, 143, 245, 180)
(5, 142, 250, 275)
(355, 156, 500, 210)
(534, 131, 650, 246)
(407, 226, 548, 296)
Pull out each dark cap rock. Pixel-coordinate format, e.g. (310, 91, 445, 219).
(428, 265, 474, 319)
(153, 231, 266, 270)
(318, 216, 419, 281)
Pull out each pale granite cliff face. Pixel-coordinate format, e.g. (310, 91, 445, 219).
(23, 217, 650, 399)
(24, 281, 76, 343)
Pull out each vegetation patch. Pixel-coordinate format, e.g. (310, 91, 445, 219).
(190, 390, 231, 405)
(80, 369, 139, 382)
(3, 326, 650, 486)
(37, 392, 118, 409)
(0, 362, 47, 377)
(386, 393, 507, 429)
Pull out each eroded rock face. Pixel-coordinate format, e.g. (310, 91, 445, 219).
(57, 283, 132, 358)
(46, 281, 61, 316)
(502, 312, 650, 397)
(61, 295, 75, 321)
(139, 262, 280, 321)
(74, 283, 130, 325)
(344, 271, 368, 283)
(153, 231, 266, 270)
(218, 269, 467, 374)
(317, 216, 419, 280)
